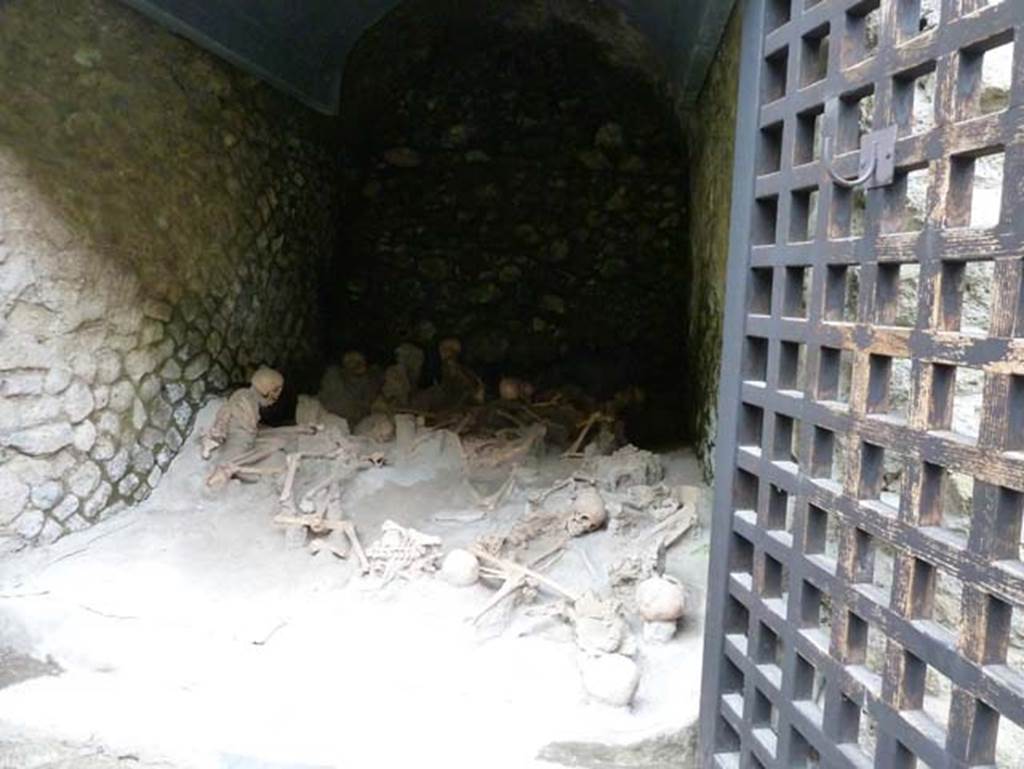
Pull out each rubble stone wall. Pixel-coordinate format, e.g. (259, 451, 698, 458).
(0, 0, 338, 547)
(334, 12, 694, 445)
(683, 10, 742, 477)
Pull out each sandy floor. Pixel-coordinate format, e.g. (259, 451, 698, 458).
(0, 403, 710, 769)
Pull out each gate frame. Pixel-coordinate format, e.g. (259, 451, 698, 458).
(699, 0, 766, 764)
(699, 0, 1024, 766)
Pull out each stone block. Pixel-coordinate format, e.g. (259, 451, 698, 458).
(63, 381, 95, 423)
(131, 397, 147, 431)
(44, 367, 72, 395)
(0, 395, 62, 432)
(138, 374, 161, 403)
(108, 380, 135, 413)
(30, 481, 62, 511)
(164, 382, 187, 404)
(68, 461, 101, 498)
(95, 350, 122, 385)
(132, 483, 150, 503)
(124, 348, 155, 381)
(130, 446, 155, 474)
(73, 421, 97, 452)
(139, 426, 164, 449)
(64, 514, 91, 533)
(5, 422, 74, 455)
(165, 428, 184, 452)
(172, 402, 193, 430)
(184, 353, 211, 381)
(96, 410, 122, 435)
(71, 353, 97, 384)
(117, 473, 140, 497)
(0, 369, 45, 396)
(106, 448, 129, 482)
(139, 319, 164, 346)
(142, 298, 173, 322)
(92, 385, 110, 410)
(38, 518, 64, 544)
(12, 509, 44, 539)
(83, 481, 112, 520)
(160, 358, 182, 380)
(91, 433, 117, 461)
(0, 468, 30, 525)
(52, 494, 80, 522)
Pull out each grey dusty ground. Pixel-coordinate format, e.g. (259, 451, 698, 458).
(0, 403, 710, 769)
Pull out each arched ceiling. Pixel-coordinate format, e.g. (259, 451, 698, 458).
(117, 0, 737, 114)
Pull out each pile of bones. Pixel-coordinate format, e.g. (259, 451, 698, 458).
(198, 339, 701, 708)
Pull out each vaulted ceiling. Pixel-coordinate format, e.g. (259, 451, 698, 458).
(117, 0, 737, 114)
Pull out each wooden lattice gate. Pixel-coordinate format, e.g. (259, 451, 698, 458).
(700, 0, 1024, 766)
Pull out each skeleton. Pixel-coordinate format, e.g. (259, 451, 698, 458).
(319, 351, 381, 425)
(275, 480, 370, 573)
(271, 437, 385, 566)
(365, 520, 443, 585)
(470, 545, 575, 624)
(432, 337, 486, 410)
(476, 484, 608, 565)
(371, 344, 423, 413)
(609, 484, 681, 535)
(295, 394, 350, 436)
(451, 423, 547, 513)
(374, 365, 412, 413)
(498, 377, 534, 403)
(201, 367, 291, 487)
(608, 503, 698, 588)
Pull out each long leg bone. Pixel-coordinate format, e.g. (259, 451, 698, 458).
(528, 474, 596, 505)
(206, 441, 287, 488)
(466, 470, 519, 511)
(471, 575, 527, 624)
(562, 411, 605, 457)
(471, 548, 577, 602)
(279, 452, 303, 504)
(296, 451, 381, 512)
(338, 520, 370, 574)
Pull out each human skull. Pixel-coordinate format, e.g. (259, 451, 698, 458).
(567, 487, 607, 536)
(439, 337, 462, 363)
(635, 574, 686, 622)
(251, 367, 284, 406)
(498, 376, 522, 401)
(441, 549, 480, 587)
(342, 350, 368, 377)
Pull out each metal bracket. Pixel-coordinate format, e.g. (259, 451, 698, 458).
(824, 124, 896, 189)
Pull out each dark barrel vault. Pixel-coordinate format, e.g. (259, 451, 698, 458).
(327, 3, 695, 446)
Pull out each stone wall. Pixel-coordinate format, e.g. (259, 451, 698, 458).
(334, 12, 693, 445)
(683, 9, 742, 477)
(0, 0, 338, 547)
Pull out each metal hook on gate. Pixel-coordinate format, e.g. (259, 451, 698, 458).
(822, 125, 897, 190)
(824, 136, 876, 189)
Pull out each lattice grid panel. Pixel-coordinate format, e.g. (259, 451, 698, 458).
(703, 0, 1024, 766)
